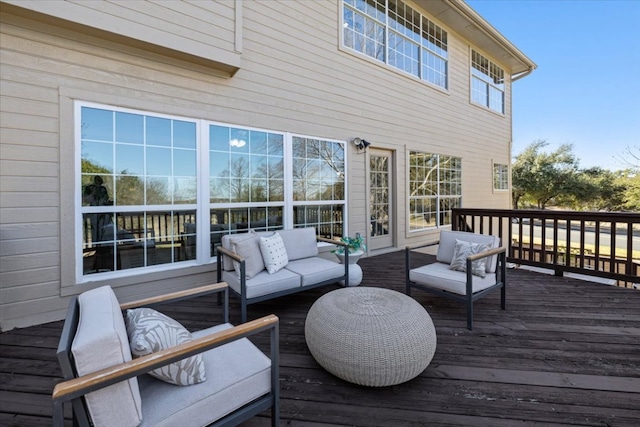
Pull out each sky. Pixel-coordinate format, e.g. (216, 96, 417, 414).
(466, 0, 640, 171)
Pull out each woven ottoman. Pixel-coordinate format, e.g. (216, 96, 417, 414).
(305, 287, 436, 387)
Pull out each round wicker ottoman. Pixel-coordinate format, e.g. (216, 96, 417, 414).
(305, 287, 436, 387)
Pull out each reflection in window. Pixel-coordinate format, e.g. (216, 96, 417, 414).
(343, 0, 448, 89)
(471, 50, 505, 113)
(78, 104, 349, 279)
(292, 137, 345, 238)
(408, 151, 461, 231)
(80, 105, 197, 275)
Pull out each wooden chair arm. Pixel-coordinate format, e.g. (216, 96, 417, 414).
(216, 245, 243, 262)
(466, 246, 506, 262)
(119, 282, 228, 310)
(316, 236, 348, 247)
(52, 314, 279, 404)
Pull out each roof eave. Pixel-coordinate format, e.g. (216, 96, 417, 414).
(415, 0, 537, 77)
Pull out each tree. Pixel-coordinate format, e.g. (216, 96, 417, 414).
(617, 170, 640, 212)
(512, 140, 580, 209)
(616, 146, 640, 172)
(557, 167, 625, 211)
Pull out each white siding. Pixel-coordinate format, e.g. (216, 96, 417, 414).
(0, 0, 520, 330)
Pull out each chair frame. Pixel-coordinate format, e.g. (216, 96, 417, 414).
(53, 282, 279, 427)
(406, 241, 507, 330)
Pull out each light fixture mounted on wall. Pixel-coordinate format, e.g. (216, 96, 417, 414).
(352, 137, 371, 150)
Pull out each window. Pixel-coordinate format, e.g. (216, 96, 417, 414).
(493, 163, 509, 190)
(77, 102, 346, 280)
(408, 151, 461, 231)
(292, 137, 346, 236)
(342, 0, 448, 89)
(471, 50, 505, 113)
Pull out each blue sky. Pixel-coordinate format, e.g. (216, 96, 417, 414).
(466, 0, 640, 171)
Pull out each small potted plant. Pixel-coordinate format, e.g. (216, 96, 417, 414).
(332, 233, 366, 264)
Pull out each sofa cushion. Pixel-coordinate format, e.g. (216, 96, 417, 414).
(138, 324, 271, 427)
(125, 308, 206, 386)
(222, 268, 300, 299)
(71, 286, 143, 427)
(274, 227, 318, 261)
(259, 232, 289, 274)
(284, 257, 345, 287)
(410, 262, 497, 295)
(436, 231, 500, 273)
(230, 232, 265, 279)
(449, 239, 489, 278)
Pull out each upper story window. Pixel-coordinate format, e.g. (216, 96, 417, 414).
(408, 151, 461, 231)
(77, 102, 346, 281)
(471, 50, 505, 114)
(493, 163, 509, 190)
(342, 0, 448, 89)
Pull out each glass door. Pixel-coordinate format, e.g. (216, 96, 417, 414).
(368, 149, 394, 250)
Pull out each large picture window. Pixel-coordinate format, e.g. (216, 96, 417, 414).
(342, 0, 448, 89)
(408, 151, 461, 231)
(77, 103, 346, 280)
(471, 50, 505, 114)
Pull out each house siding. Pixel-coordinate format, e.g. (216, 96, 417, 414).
(0, 0, 523, 330)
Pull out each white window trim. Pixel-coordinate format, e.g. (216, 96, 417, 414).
(492, 161, 510, 192)
(469, 49, 506, 115)
(340, 0, 449, 92)
(74, 102, 348, 284)
(406, 150, 462, 234)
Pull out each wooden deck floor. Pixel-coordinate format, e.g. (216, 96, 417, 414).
(1, 251, 639, 426)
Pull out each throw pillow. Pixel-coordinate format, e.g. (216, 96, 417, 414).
(449, 239, 489, 278)
(259, 232, 289, 274)
(231, 232, 265, 279)
(125, 308, 206, 386)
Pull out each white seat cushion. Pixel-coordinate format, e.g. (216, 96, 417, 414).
(222, 268, 300, 299)
(409, 262, 497, 295)
(284, 257, 345, 287)
(138, 324, 271, 427)
(71, 286, 143, 427)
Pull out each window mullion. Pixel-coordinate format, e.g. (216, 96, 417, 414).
(197, 121, 210, 261)
(283, 132, 294, 229)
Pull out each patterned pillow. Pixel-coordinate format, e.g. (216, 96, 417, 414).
(231, 232, 266, 279)
(259, 232, 289, 274)
(449, 239, 489, 278)
(125, 308, 206, 386)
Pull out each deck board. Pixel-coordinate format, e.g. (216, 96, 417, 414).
(1, 250, 639, 426)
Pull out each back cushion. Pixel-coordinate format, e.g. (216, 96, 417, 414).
(274, 228, 318, 261)
(436, 231, 500, 273)
(71, 286, 143, 427)
(221, 233, 254, 271)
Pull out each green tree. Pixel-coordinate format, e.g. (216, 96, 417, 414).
(512, 140, 580, 209)
(557, 167, 625, 211)
(617, 170, 640, 212)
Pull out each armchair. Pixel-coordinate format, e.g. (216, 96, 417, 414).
(53, 282, 279, 427)
(406, 230, 507, 330)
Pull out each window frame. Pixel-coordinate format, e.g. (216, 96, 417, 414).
(74, 101, 347, 283)
(470, 49, 505, 114)
(407, 150, 462, 233)
(341, 0, 448, 90)
(493, 162, 509, 191)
